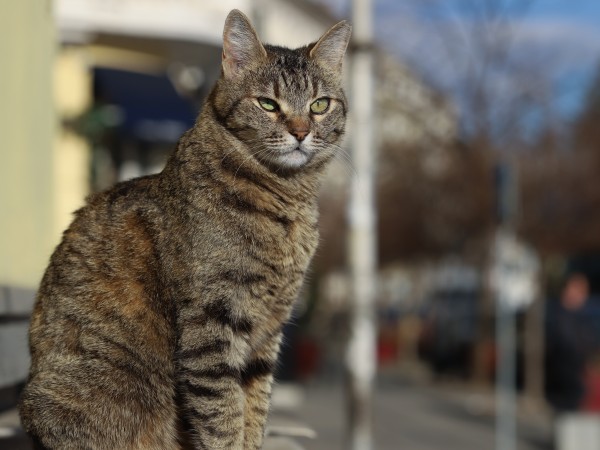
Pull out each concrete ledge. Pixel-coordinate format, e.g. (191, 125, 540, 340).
(0, 285, 34, 389)
(0, 286, 36, 316)
(557, 414, 600, 450)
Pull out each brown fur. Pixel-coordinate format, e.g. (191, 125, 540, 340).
(19, 10, 351, 450)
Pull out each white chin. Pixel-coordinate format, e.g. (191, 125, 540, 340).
(276, 148, 310, 169)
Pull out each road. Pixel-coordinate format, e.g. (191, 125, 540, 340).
(282, 379, 553, 450)
(0, 379, 553, 450)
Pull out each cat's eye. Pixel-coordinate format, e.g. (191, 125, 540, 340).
(258, 98, 279, 112)
(310, 98, 330, 114)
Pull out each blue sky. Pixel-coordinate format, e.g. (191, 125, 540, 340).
(529, 0, 600, 25)
(317, 0, 600, 122)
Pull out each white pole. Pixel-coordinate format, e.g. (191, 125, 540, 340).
(346, 0, 377, 449)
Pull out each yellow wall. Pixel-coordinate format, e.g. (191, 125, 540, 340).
(54, 48, 92, 237)
(0, 1, 57, 288)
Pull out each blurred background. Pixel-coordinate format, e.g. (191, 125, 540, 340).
(2, 0, 600, 449)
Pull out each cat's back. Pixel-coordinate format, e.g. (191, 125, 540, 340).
(20, 174, 179, 450)
(34, 174, 165, 312)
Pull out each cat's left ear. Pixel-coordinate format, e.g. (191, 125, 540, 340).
(309, 21, 352, 72)
(222, 9, 267, 79)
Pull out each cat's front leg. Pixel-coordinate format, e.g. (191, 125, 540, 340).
(177, 327, 248, 449)
(241, 333, 282, 450)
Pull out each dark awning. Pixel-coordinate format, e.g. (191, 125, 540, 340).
(93, 67, 198, 143)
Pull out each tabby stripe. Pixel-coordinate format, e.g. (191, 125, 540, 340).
(273, 79, 280, 98)
(204, 302, 254, 334)
(81, 342, 158, 383)
(337, 98, 348, 116)
(250, 405, 269, 415)
(241, 358, 275, 386)
(190, 407, 243, 422)
(184, 380, 222, 398)
(85, 328, 145, 365)
(201, 163, 229, 193)
(183, 364, 241, 381)
(223, 99, 244, 122)
(85, 348, 150, 383)
(65, 247, 97, 272)
(227, 126, 254, 134)
(222, 192, 293, 231)
(178, 340, 229, 359)
(180, 314, 208, 327)
(222, 191, 262, 213)
(274, 214, 292, 229)
(247, 253, 282, 276)
(106, 181, 134, 204)
(203, 424, 233, 438)
(208, 93, 243, 129)
(219, 155, 288, 203)
(38, 396, 104, 441)
(188, 409, 222, 422)
(221, 269, 266, 285)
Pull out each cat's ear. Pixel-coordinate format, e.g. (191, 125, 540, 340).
(222, 9, 267, 79)
(309, 21, 352, 72)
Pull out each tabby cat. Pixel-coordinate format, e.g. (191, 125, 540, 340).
(19, 9, 351, 450)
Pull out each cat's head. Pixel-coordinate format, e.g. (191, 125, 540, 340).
(211, 9, 351, 174)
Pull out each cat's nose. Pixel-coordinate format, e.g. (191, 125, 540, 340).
(289, 128, 309, 142)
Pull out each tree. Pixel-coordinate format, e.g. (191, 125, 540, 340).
(520, 64, 600, 255)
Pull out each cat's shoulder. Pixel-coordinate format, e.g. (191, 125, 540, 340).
(65, 174, 163, 235)
(89, 174, 160, 206)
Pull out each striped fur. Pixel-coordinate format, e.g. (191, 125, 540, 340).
(19, 10, 350, 450)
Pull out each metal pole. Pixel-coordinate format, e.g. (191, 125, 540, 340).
(494, 160, 519, 450)
(346, 0, 377, 449)
(495, 298, 517, 450)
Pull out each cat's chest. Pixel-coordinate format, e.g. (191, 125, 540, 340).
(177, 209, 319, 287)
(231, 212, 319, 284)
(163, 205, 319, 345)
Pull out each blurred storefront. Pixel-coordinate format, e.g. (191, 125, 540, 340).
(53, 0, 232, 210)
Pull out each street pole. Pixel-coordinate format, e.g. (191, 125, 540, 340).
(495, 294, 517, 450)
(492, 220, 539, 450)
(494, 162, 518, 450)
(346, 0, 377, 449)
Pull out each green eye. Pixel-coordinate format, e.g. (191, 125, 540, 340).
(258, 97, 279, 112)
(310, 98, 330, 114)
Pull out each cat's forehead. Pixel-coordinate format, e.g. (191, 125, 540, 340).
(266, 46, 309, 69)
(253, 44, 334, 107)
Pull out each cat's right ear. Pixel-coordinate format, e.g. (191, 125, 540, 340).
(222, 10, 267, 79)
(309, 21, 352, 74)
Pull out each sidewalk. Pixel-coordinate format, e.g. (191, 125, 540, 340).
(0, 407, 30, 450)
(0, 399, 313, 450)
(285, 372, 554, 450)
(0, 376, 555, 450)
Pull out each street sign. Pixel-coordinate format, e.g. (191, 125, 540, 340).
(490, 230, 540, 311)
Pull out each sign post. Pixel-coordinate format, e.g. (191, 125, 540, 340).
(490, 230, 539, 450)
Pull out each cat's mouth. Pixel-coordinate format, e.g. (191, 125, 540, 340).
(286, 146, 306, 155)
(273, 146, 311, 170)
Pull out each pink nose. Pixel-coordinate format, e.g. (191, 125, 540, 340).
(290, 128, 309, 142)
